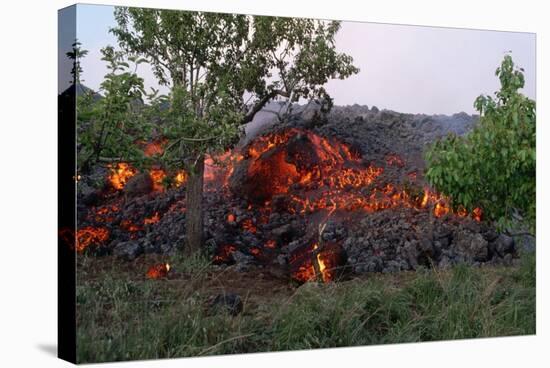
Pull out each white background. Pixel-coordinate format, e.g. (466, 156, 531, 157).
(0, 0, 547, 366)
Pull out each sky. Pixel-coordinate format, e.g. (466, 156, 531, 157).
(60, 4, 536, 115)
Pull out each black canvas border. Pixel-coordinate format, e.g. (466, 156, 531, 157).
(58, 4, 77, 364)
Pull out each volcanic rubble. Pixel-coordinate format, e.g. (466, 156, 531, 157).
(74, 105, 519, 283)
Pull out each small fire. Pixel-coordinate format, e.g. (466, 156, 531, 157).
(146, 263, 171, 279)
(434, 202, 451, 218)
(108, 163, 137, 190)
(293, 243, 333, 283)
(227, 213, 236, 223)
(314, 244, 330, 282)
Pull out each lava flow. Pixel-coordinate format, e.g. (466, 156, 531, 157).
(108, 163, 137, 190)
(229, 128, 482, 221)
(81, 127, 486, 284)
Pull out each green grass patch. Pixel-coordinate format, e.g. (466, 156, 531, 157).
(76, 255, 535, 363)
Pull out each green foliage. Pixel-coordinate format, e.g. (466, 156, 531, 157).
(110, 8, 359, 170)
(77, 46, 153, 171)
(425, 55, 536, 229)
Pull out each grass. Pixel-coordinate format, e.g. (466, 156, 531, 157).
(75, 252, 535, 363)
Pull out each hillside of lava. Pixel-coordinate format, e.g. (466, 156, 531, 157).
(69, 107, 518, 283)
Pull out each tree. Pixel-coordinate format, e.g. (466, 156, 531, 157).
(111, 8, 359, 253)
(66, 40, 88, 86)
(78, 46, 151, 173)
(425, 55, 535, 231)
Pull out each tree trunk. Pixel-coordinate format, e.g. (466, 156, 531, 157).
(185, 157, 205, 254)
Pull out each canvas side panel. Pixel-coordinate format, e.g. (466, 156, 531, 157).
(58, 4, 77, 364)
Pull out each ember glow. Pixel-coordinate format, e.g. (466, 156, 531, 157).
(144, 212, 161, 225)
(174, 171, 188, 187)
(213, 244, 237, 264)
(386, 154, 405, 167)
(75, 226, 109, 253)
(204, 150, 243, 189)
(91, 204, 120, 222)
(241, 219, 257, 233)
(265, 239, 277, 249)
(121, 220, 142, 234)
(146, 263, 171, 279)
(143, 139, 167, 157)
(150, 168, 167, 192)
(472, 207, 483, 222)
(108, 163, 137, 190)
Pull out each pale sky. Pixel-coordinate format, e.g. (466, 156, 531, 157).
(60, 4, 536, 115)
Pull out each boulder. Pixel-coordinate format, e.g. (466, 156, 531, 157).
(493, 234, 515, 257)
(455, 231, 488, 262)
(113, 241, 143, 261)
(123, 172, 153, 198)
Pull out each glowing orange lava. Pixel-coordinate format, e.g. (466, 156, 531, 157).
(265, 239, 277, 249)
(75, 226, 109, 253)
(108, 163, 137, 190)
(174, 170, 188, 187)
(149, 168, 166, 192)
(144, 212, 160, 225)
(235, 129, 483, 222)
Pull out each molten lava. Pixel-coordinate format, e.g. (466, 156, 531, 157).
(174, 171, 188, 187)
(229, 129, 483, 222)
(149, 168, 167, 192)
(108, 163, 137, 190)
(75, 226, 109, 253)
